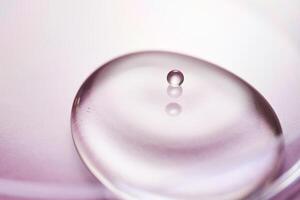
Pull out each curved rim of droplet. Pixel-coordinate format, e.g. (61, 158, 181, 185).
(72, 49, 283, 133)
(167, 69, 185, 87)
(70, 50, 284, 200)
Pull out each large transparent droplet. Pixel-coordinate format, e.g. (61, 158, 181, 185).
(71, 51, 283, 200)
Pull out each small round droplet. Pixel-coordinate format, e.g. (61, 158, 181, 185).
(165, 102, 182, 116)
(167, 85, 183, 98)
(167, 70, 184, 86)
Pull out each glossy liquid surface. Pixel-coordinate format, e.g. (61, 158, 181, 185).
(71, 51, 283, 200)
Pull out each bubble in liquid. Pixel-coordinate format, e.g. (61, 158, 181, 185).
(71, 51, 283, 200)
(165, 102, 182, 116)
(167, 85, 183, 98)
(167, 70, 184, 87)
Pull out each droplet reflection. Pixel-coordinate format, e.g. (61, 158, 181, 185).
(167, 85, 183, 98)
(165, 102, 182, 116)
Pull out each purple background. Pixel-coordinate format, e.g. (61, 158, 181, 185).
(1, 1, 300, 199)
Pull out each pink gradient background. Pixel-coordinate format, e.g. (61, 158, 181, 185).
(0, 1, 300, 199)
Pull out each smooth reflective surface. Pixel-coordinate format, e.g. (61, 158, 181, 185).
(71, 51, 283, 200)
